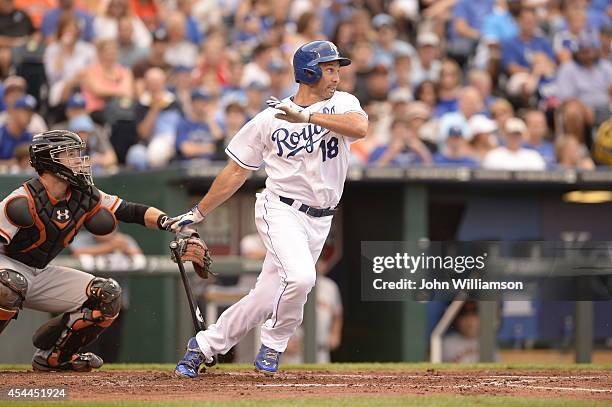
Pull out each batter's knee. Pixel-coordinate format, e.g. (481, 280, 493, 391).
(289, 272, 316, 293)
(0, 269, 28, 334)
(86, 277, 122, 319)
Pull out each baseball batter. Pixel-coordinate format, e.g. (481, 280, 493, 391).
(166, 41, 368, 377)
(0, 130, 174, 371)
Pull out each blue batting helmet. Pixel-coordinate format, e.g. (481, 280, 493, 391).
(293, 41, 351, 84)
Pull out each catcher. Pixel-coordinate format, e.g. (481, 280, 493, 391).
(0, 130, 209, 371)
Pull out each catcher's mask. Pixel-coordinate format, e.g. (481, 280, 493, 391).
(29, 130, 93, 188)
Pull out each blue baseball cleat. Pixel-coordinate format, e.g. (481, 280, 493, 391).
(175, 337, 208, 378)
(254, 344, 282, 375)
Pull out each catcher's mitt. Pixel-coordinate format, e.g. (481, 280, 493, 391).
(172, 236, 213, 279)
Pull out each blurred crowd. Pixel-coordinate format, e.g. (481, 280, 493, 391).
(0, 0, 611, 174)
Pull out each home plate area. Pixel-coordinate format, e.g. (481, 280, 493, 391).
(1, 368, 611, 402)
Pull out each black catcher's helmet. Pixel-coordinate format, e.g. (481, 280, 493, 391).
(29, 130, 93, 188)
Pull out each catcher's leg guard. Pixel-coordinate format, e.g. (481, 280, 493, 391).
(32, 277, 121, 371)
(0, 269, 28, 335)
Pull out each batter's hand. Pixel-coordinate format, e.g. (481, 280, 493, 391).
(266, 96, 310, 123)
(162, 206, 205, 232)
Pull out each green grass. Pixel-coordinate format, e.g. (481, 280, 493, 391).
(0, 396, 609, 407)
(1, 363, 611, 371)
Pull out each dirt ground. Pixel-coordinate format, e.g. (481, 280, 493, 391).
(1, 368, 611, 401)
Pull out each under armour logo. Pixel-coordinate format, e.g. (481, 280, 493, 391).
(55, 209, 70, 222)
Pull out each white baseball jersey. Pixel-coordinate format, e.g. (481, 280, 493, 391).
(225, 91, 367, 208)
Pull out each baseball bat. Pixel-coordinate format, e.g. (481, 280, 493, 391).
(170, 240, 206, 333)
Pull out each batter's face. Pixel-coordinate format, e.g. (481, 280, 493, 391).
(314, 61, 341, 100)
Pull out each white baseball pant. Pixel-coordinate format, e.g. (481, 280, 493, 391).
(196, 189, 332, 356)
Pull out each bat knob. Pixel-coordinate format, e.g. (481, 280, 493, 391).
(169, 241, 179, 250)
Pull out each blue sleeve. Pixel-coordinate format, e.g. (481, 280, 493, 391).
(185, 17, 203, 46)
(481, 15, 498, 41)
(541, 38, 556, 62)
(501, 39, 520, 69)
(367, 146, 386, 164)
(453, 0, 470, 20)
(175, 121, 190, 150)
(81, 13, 95, 42)
(0, 86, 5, 112)
(40, 10, 56, 39)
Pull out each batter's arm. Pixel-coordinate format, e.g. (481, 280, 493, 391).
(309, 112, 368, 139)
(163, 160, 252, 231)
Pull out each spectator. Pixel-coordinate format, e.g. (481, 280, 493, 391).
(481, 0, 520, 44)
(411, 31, 442, 88)
(433, 59, 462, 118)
(448, 0, 495, 63)
(0, 0, 34, 77)
(244, 81, 269, 119)
(371, 13, 416, 67)
(127, 67, 182, 168)
(405, 101, 436, 150)
(490, 97, 515, 131)
(555, 133, 595, 170)
(501, 5, 556, 77)
(267, 59, 295, 99)
(390, 49, 412, 95)
(351, 40, 376, 103)
(483, 117, 546, 170)
(438, 86, 485, 145)
(51, 92, 89, 128)
(70, 229, 143, 363)
(556, 34, 612, 142)
(415, 79, 438, 110)
(433, 124, 478, 167)
(0, 95, 35, 166)
(13, 0, 53, 29)
(168, 65, 194, 119)
(41, 0, 94, 42)
(468, 114, 498, 162)
(68, 114, 118, 173)
(213, 99, 248, 159)
(129, 0, 159, 32)
(94, 0, 151, 48)
(363, 63, 392, 105)
(219, 50, 246, 103)
(322, 0, 352, 40)
(442, 301, 499, 363)
(163, 11, 198, 69)
(192, 29, 231, 90)
(468, 69, 496, 110)
(7, 143, 34, 174)
(132, 28, 171, 93)
(117, 16, 149, 68)
(368, 118, 433, 167)
(313, 259, 343, 363)
(175, 0, 204, 46)
(288, 11, 324, 55)
(0, 76, 47, 134)
(175, 89, 222, 161)
(331, 19, 354, 57)
(43, 13, 96, 107)
(522, 109, 555, 166)
(553, 6, 595, 64)
(241, 43, 273, 88)
(600, 24, 611, 61)
(349, 8, 374, 44)
(82, 39, 134, 120)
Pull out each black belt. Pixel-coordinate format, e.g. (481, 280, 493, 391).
(279, 196, 337, 217)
